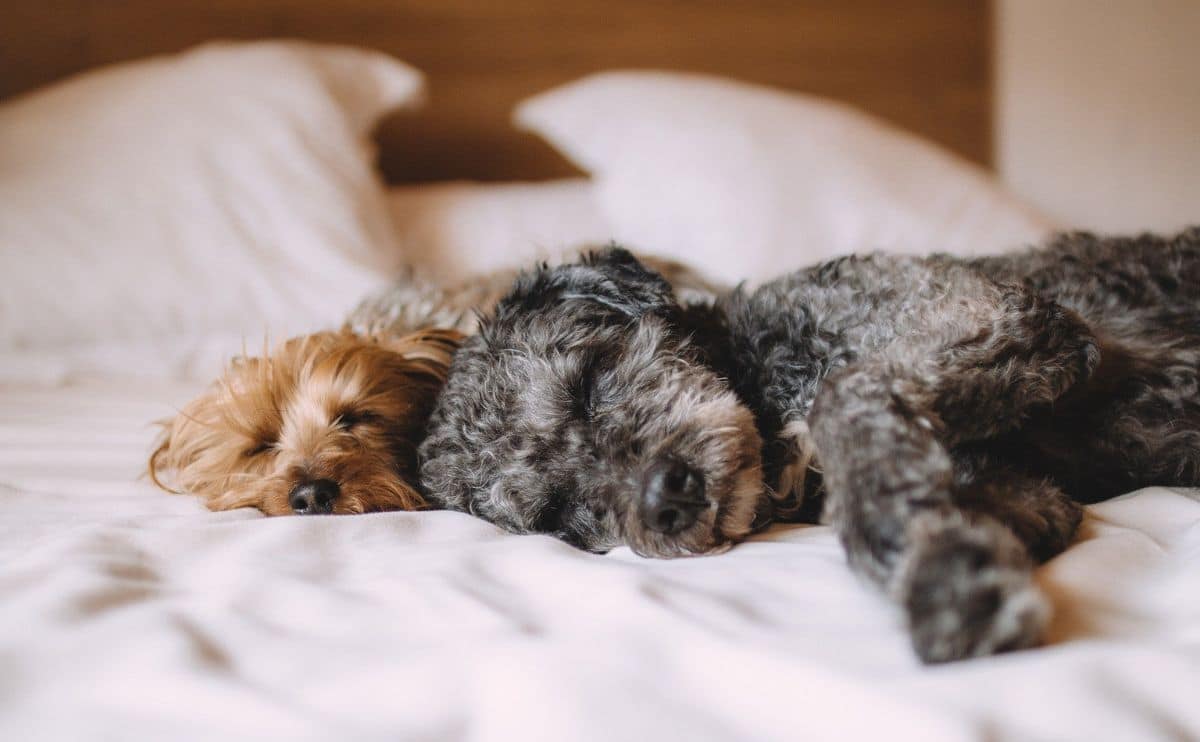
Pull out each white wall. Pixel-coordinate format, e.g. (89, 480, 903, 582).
(996, 0, 1200, 233)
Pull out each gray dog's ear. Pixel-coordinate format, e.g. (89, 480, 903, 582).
(490, 247, 675, 331)
(573, 246, 677, 314)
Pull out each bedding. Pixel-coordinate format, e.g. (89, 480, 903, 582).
(1, 379, 1198, 740)
(3, 47, 1198, 741)
(517, 71, 1057, 284)
(386, 179, 610, 283)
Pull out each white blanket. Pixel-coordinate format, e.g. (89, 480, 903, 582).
(2, 379, 1198, 741)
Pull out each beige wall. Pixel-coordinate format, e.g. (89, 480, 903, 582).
(996, 0, 1200, 233)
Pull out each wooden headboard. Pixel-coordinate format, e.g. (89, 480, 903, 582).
(1, 0, 993, 182)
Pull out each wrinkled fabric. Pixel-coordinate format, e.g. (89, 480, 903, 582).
(1, 380, 1197, 740)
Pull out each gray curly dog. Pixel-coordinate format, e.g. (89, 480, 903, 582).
(419, 228, 1200, 663)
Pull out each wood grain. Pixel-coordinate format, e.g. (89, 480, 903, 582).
(0, 0, 992, 182)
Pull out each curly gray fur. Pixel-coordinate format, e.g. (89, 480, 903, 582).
(420, 227, 1200, 663)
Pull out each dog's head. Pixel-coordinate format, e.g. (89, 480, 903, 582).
(150, 329, 461, 515)
(419, 248, 765, 557)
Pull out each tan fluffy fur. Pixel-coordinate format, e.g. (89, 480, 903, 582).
(149, 329, 462, 515)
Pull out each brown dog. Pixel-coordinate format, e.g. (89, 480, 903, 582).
(149, 328, 460, 515)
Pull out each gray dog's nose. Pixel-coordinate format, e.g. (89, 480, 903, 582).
(289, 479, 339, 515)
(640, 459, 706, 534)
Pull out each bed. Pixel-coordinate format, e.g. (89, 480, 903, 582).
(2, 4, 1199, 740)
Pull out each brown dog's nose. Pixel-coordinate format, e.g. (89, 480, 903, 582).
(289, 479, 339, 515)
(639, 459, 706, 534)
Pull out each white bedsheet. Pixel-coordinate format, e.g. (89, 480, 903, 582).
(2, 378, 1198, 741)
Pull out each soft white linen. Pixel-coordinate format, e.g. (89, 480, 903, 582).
(517, 71, 1057, 284)
(1, 379, 1198, 741)
(0, 332, 257, 386)
(0, 41, 418, 350)
(388, 179, 611, 283)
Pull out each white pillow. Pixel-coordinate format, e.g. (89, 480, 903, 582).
(0, 41, 421, 349)
(516, 71, 1056, 284)
(386, 179, 612, 283)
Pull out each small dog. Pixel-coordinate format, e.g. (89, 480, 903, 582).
(149, 328, 461, 515)
(420, 252, 766, 554)
(151, 253, 721, 517)
(419, 228, 1200, 663)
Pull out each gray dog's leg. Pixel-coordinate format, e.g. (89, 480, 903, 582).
(806, 294, 1097, 662)
(904, 466, 1083, 662)
(929, 288, 1100, 444)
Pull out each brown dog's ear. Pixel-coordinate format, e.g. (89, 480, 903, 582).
(148, 424, 181, 493)
(146, 391, 214, 495)
(146, 376, 225, 491)
(372, 328, 464, 379)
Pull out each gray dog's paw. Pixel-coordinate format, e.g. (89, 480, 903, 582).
(899, 521, 1051, 663)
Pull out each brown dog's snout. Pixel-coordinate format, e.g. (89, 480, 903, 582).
(289, 479, 339, 515)
(639, 459, 706, 534)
